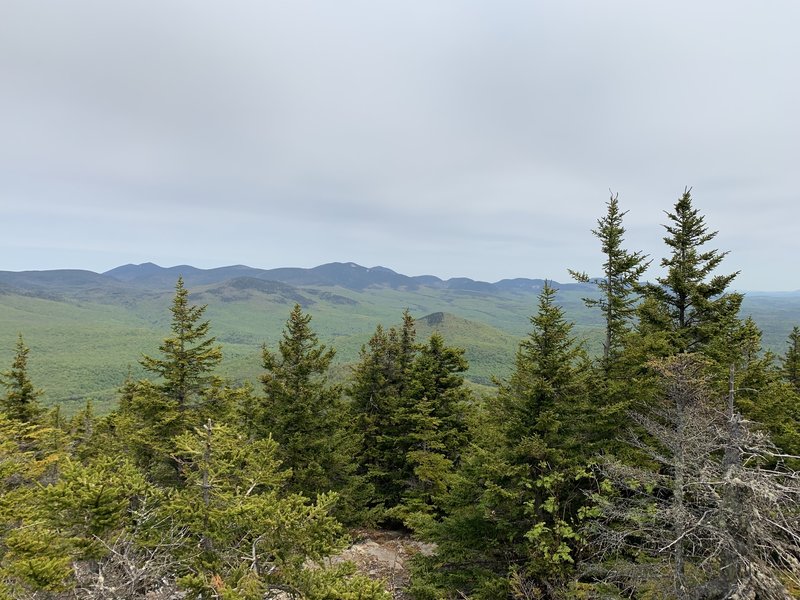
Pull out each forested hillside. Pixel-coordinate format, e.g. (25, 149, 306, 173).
(1, 258, 798, 415)
(1, 192, 799, 599)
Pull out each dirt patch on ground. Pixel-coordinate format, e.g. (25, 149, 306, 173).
(331, 530, 436, 598)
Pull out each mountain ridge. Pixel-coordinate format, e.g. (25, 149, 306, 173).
(3, 263, 797, 299)
(98, 261, 590, 293)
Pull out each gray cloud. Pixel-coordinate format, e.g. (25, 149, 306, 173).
(1, 0, 798, 288)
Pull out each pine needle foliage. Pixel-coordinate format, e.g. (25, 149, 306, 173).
(641, 189, 742, 355)
(167, 420, 388, 600)
(570, 193, 649, 370)
(781, 325, 800, 393)
(349, 312, 471, 522)
(348, 313, 417, 511)
(1, 334, 43, 423)
(413, 284, 594, 598)
(140, 276, 222, 408)
(259, 304, 361, 507)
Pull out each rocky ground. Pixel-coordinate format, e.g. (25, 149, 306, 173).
(73, 529, 435, 599)
(330, 530, 436, 598)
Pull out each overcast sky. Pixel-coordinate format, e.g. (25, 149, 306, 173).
(1, 1, 798, 289)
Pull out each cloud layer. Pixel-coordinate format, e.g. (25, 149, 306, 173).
(1, 1, 798, 289)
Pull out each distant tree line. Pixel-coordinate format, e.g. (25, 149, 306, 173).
(1, 189, 799, 599)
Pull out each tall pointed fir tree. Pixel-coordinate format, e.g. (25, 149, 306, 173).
(117, 277, 222, 482)
(349, 312, 472, 522)
(570, 193, 649, 372)
(140, 276, 222, 409)
(1, 334, 43, 423)
(412, 284, 593, 598)
(781, 325, 800, 393)
(259, 304, 360, 512)
(498, 283, 588, 451)
(348, 312, 417, 511)
(640, 189, 742, 356)
(570, 194, 651, 450)
(393, 332, 471, 521)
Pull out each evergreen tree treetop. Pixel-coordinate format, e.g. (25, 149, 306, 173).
(520, 283, 584, 392)
(1, 334, 43, 423)
(642, 189, 742, 354)
(408, 332, 468, 403)
(259, 304, 357, 501)
(262, 303, 335, 395)
(659, 190, 736, 297)
(570, 193, 649, 369)
(499, 282, 587, 446)
(140, 276, 222, 408)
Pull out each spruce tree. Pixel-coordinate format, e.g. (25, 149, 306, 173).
(140, 277, 222, 409)
(641, 189, 742, 355)
(348, 314, 417, 513)
(394, 332, 471, 520)
(734, 324, 800, 457)
(1, 334, 43, 422)
(348, 324, 405, 504)
(570, 193, 649, 370)
(259, 304, 357, 501)
(113, 379, 185, 482)
(414, 284, 592, 598)
(406, 332, 470, 457)
(348, 313, 474, 524)
(121, 277, 225, 484)
(781, 325, 800, 393)
(0, 414, 71, 595)
(40, 455, 152, 560)
(499, 282, 587, 449)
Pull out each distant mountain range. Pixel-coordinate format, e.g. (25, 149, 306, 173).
(0, 261, 593, 295)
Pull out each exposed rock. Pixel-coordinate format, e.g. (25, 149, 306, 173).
(328, 530, 436, 598)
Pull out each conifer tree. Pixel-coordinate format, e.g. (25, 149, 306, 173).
(140, 277, 222, 409)
(640, 189, 742, 355)
(40, 455, 152, 560)
(67, 398, 96, 460)
(394, 332, 471, 519)
(781, 325, 800, 393)
(406, 333, 470, 455)
(730, 323, 800, 457)
(259, 304, 357, 501)
(113, 379, 185, 483)
(499, 283, 588, 450)
(413, 284, 592, 598)
(0, 414, 70, 595)
(570, 193, 649, 370)
(349, 313, 472, 521)
(167, 420, 387, 599)
(1, 334, 43, 422)
(349, 325, 403, 502)
(348, 312, 417, 510)
(494, 284, 592, 591)
(396, 309, 417, 395)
